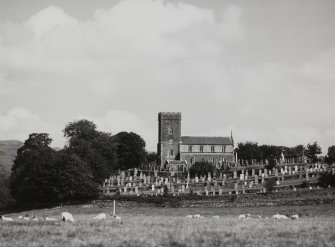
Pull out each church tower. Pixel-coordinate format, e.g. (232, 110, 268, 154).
(157, 112, 181, 167)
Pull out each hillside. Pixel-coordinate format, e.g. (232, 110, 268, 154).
(0, 140, 23, 181)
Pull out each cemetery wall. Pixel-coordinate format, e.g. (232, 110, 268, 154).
(95, 188, 335, 208)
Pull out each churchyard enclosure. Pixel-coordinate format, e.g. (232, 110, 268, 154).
(101, 163, 334, 197)
(1, 205, 335, 247)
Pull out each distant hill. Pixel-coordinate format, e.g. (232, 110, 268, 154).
(0, 140, 63, 181)
(0, 140, 23, 181)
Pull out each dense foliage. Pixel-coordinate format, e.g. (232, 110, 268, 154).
(189, 162, 215, 177)
(318, 173, 335, 188)
(9, 119, 147, 204)
(237, 141, 320, 164)
(325, 145, 335, 164)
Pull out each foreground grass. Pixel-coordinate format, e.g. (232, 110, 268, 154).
(1, 205, 335, 247)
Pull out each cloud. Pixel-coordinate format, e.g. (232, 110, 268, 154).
(24, 5, 78, 39)
(0, 108, 42, 139)
(0, 0, 334, 154)
(72, 110, 155, 150)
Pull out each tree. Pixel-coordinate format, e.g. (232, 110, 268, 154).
(325, 145, 335, 164)
(55, 151, 99, 200)
(10, 133, 57, 203)
(305, 142, 322, 163)
(63, 119, 117, 181)
(112, 132, 146, 170)
(145, 151, 158, 164)
(189, 162, 215, 177)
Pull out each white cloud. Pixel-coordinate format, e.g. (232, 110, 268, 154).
(24, 5, 78, 39)
(0, 107, 62, 144)
(0, 0, 334, 154)
(72, 110, 155, 150)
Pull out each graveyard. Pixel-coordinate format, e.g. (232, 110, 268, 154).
(101, 161, 334, 198)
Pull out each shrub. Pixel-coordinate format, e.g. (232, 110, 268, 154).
(189, 162, 215, 177)
(318, 173, 335, 188)
(265, 178, 276, 193)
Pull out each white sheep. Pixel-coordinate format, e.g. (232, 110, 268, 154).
(272, 214, 288, 220)
(61, 212, 75, 222)
(18, 216, 23, 219)
(0, 216, 13, 221)
(32, 216, 39, 221)
(290, 214, 299, 220)
(185, 215, 193, 219)
(113, 215, 122, 222)
(212, 215, 220, 219)
(193, 214, 204, 219)
(238, 214, 246, 219)
(93, 213, 106, 220)
(45, 216, 57, 221)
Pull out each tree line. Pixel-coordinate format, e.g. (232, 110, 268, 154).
(4, 119, 157, 207)
(237, 141, 335, 165)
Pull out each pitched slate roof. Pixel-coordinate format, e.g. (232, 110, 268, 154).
(181, 136, 233, 145)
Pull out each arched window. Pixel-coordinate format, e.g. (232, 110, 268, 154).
(188, 145, 192, 152)
(200, 145, 204, 152)
(168, 127, 174, 135)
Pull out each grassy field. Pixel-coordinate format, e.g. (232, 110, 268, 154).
(1, 204, 335, 247)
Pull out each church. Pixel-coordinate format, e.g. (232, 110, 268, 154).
(157, 112, 235, 171)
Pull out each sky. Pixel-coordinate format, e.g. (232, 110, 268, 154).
(0, 0, 335, 153)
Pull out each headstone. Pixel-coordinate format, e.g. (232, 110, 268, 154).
(240, 173, 244, 180)
(252, 169, 255, 177)
(233, 171, 237, 179)
(255, 175, 258, 184)
(152, 184, 155, 191)
(219, 189, 223, 195)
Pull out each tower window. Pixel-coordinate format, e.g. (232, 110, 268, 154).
(211, 145, 215, 152)
(188, 145, 192, 152)
(168, 127, 174, 135)
(200, 145, 204, 152)
(169, 149, 174, 157)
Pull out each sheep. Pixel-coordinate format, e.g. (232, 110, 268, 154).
(193, 214, 204, 219)
(185, 215, 193, 219)
(212, 216, 220, 219)
(32, 216, 39, 221)
(238, 214, 246, 219)
(290, 214, 299, 220)
(45, 216, 57, 221)
(113, 215, 122, 223)
(0, 216, 14, 221)
(93, 213, 106, 220)
(23, 214, 30, 220)
(272, 214, 288, 220)
(18, 216, 23, 219)
(61, 212, 75, 222)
